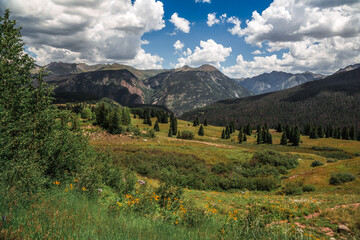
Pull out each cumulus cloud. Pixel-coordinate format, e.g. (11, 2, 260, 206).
(223, 0, 360, 78)
(173, 40, 184, 51)
(251, 50, 263, 55)
(170, 13, 191, 34)
(176, 39, 232, 68)
(0, 0, 165, 67)
(207, 13, 219, 27)
(195, 0, 211, 3)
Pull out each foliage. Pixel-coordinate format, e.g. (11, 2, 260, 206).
(310, 160, 324, 167)
(329, 172, 356, 185)
(302, 185, 316, 192)
(177, 130, 194, 140)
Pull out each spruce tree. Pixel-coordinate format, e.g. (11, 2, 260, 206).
(336, 127, 341, 139)
(171, 117, 178, 135)
(221, 129, 225, 139)
(350, 126, 355, 140)
(317, 126, 323, 138)
(168, 128, 172, 137)
(204, 119, 208, 126)
(342, 127, 350, 140)
(243, 133, 247, 142)
(310, 127, 319, 139)
(267, 132, 273, 144)
(293, 126, 300, 146)
(280, 132, 287, 145)
(177, 131, 181, 138)
(245, 124, 252, 135)
(238, 129, 243, 143)
(257, 130, 262, 144)
(154, 120, 160, 131)
(109, 109, 122, 134)
(198, 125, 204, 136)
(276, 124, 283, 132)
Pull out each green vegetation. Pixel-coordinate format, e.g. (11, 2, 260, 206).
(1, 10, 360, 240)
(329, 173, 356, 185)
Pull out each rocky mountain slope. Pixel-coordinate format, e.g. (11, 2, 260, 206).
(145, 65, 253, 116)
(45, 69, 148, 106)
(182, 67, 360, 128)
(237, 71, 324, 95)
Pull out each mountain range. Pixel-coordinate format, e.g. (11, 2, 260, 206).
(42, 62, 251, 115)
(181, 66, 360, 129)
(236, 71, 325, 95)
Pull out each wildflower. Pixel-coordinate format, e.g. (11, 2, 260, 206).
(53, 181, 60, 185)
(137, 180, 146, 185)
(74, 179, 79, 182)
(97, 188, 103, 193)
(82, 187, 87, 191)
(65, 188, 68, 192)
(175, 220, 179, 224)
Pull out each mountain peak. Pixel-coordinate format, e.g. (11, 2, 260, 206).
(176, 64, 218, 72)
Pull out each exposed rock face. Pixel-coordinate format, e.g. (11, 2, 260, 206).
(45, 70, 147, 106)
(237, 71, 324, 95)
(145, 65, 253, 116)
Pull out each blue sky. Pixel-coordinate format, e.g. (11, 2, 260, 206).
(1, 0, 359, 78)
(142, 0, 273, 69)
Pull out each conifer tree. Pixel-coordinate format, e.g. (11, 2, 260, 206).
(267, 132, 273, 144)
(257, 129, 262, 144)
(168, 128, 172, 137)
(177, 131, 181, 138)
(263, 128, 268, 143)
(154, 120, 160, 131)
(257, 125, 261, 133)
(122, 107, 131, 125)
(293, 126, 300, 146)
(350, 126, 355, 140)
(198, 125, 204, 136)
(276, 123, 283, 132)
(280, 132, 287, 145)
(317, 126, 323, 138)
(245, 124, 252, 135)
(342, 127, 350, 140)
(238, 129, 243, 143)
(221, 129, 225, 139)
(109, 109, 122, 134)
(243, 133, 247, 142)
(204, 119, 208, 126)
(336, 127, 341, 139)
(310, 127, 319, 139)
(304, 124, 311, 136)
(171, 117, 178, 135)
(357, 132, 360, 141)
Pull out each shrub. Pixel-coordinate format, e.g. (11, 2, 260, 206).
(250, 150, 299, 169)
(326, 158, 338, 163)
(311, 160, 324, 167)
(178, 130, 194, 140)
(329, 172, 356, 185)
(302, 185, 316, 192)
(281, 182, 303, 195)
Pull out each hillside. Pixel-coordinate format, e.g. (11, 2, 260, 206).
(181, 67, 360, 128)
(38, 62, 166, 81)
(45, 69, 149, 106)
(237, 71, 324, 95)
(145, 65, 253, 116)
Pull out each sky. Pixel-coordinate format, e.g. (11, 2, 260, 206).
(1, 0, 360, 78)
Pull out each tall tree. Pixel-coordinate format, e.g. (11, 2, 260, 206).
(221, 129, 225, 139)
(238, 129, 243, 143)
(198, 125, 204, 136)
(204, 119, 208, 126)
(280, 132, 287, 145)
(349, 126, 355, 140)
(154, 120, 160, 131)
(292, 126, 300, 146)
(342, 127, 350, 140)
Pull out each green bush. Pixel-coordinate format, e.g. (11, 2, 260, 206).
(280, 182, 303, 195)
(311, 160, 324, 167)
(326, 158, 338, 163)
(178, 130, 194, 140)
(302, 185, 316, 192)
(329, 172, 356, 185)
(250, 150, 299, 169)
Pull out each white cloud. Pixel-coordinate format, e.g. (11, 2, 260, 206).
(251, 50, 263, 55)
(195, 0, 211, 3)
(0, 0, 165, 66)
(173, 40, 184, 51)
(176, 39, 232, 68)
(122, 48, 163, 69)
(223, 0, 360, 77)
(170, 13, 191, 34)
(207, 13, 220, 27)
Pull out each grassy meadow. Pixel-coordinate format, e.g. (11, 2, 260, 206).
(1, 115, 360, 240)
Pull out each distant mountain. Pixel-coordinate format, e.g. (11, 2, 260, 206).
(145, 65, 253, 116)
(237, 71, 324, 95)
(45, 69, 149, 106)
(335, 63, 360, 74)
(181, 67, 360, 129)
(38, 62, 166, 81)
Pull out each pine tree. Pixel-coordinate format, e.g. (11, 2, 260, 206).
(350, 126, 355, 140)
(342, 127, 350, 140)
(243, 133, 247, 142)
(293, 126, 300, 146)
(257, 125, 261, 133)
(245, 124, 252, 135)
(336, 127, 341, 139)
(276, 123, 283, 132)
(238, 129, 243, 143)
(177, 131, 181, 138)
(171, 117, 178, 135)
(221, 129, 225, 139)
(204, 119, 208, 126)
(168, 128, 172, 137)
(310, 127, 319, 139)
(267, 132, 273, 144)
(198, 125, 204, 136)
(109, 109, 122, 134)
(357, 132, 360, 141)
(304, 124, 311, 136)
(122, 107, 131, 125)
(154, 120, 160, 131)
(257, 129, 262, 144)
(280, 132, 287, 145)
(225, 126, 230, 139)
(317, 126, 323, 138)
